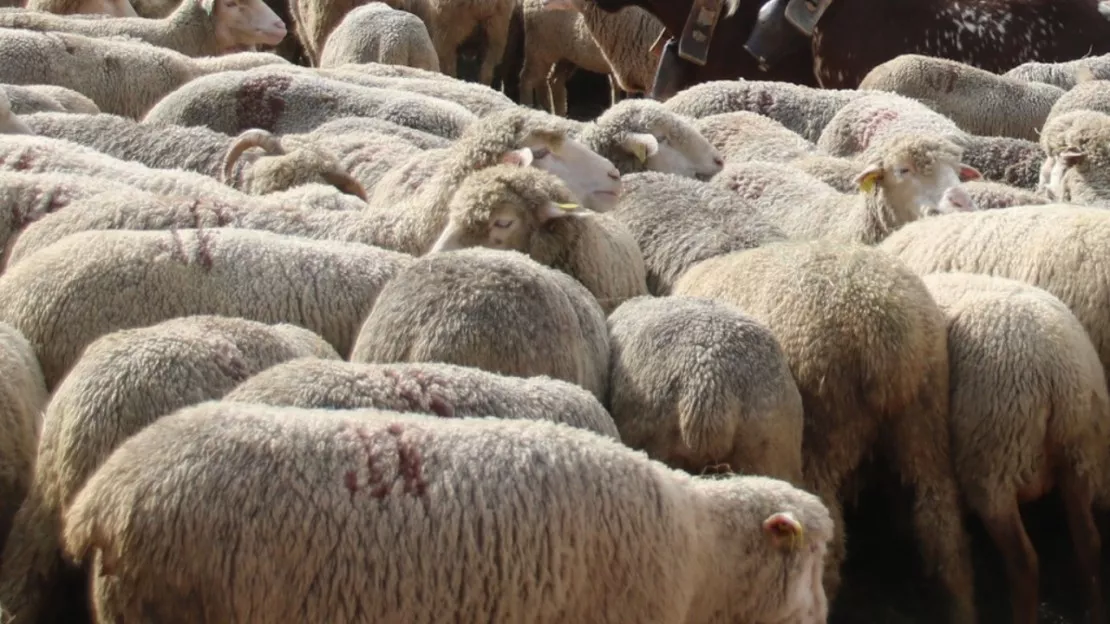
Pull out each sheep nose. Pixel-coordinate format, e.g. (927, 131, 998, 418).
(607, 168, 620, 180)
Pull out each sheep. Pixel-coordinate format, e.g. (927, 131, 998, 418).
(919, 272, 1109, 624)
(62, 401, 834, 624)
(608, 171, 786, 295)
(606, 295, 803, 482)
(141, 68, 477, 139)
(0, 227, 411, 388)
(937, 180, 1051, 212)
(0, 315, 339, 624)
(574, 98, 723, 179)
(693, 111, 815, 163)
(0, 321, 47, 556)
(714, 136, 982, 244)
(1038, 110, 1110, 206)
(367, 107, 622, 247)
(0, 171, 140, 256)
(858, 54, 1064, 141)
(0, 29, 291, 119)
(0, 133, 250, 201)
(21, 113, 366, 198)
(302, 115, 450, 149)
(350, 248, 610, 402)
(0, 84, 99, 115)
(380, 0, 514, 85)
(539, 0, 662, 96)
(292, 132, 427, 193)
(878, 205, 1110, 389)
(673, 239, 977, 624)
(1, 188, 378, 264)
(959, 135, 1045, 191)
(1044, 78, 1110, 125)
(816, 92, 968, 157)
(25, 0, 136, 17)
(519, 0, 619, 116)
(1004, 54, 1110, 89)
(224, 358, 620, 438)
(426, 164, 647, 313)
(0, 91, 29, 135)
(313, 65, 516, 117)
(787, 153, 861, 192)
(0, 0, 287, 56)
(316, 3, 438, 70)
(661, 79, 866, 143)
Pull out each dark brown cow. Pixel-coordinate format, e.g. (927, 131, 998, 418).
(592, 0, 1110, 98)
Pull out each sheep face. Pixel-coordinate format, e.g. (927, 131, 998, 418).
(856, 138, 981, 216)
(620, 126, 724, 181)
(207, 0, 288, 50)
(429, 165, 583, 254)
(507, 135, 622, 212)
(1046, 148, 1108, 205)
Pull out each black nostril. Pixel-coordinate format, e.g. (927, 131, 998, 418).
(713, 156, 724, 166)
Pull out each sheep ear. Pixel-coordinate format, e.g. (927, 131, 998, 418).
(1060, 148, 1087, 167)
(957, 165, 982, 181)
(621, 133, 659, 163)
(427, 221, 466, 254)
(854, 165, 883, 193)
(502, 147, 534, 167)
(763, 512, 805, 553)
(536, 201, 583, 224)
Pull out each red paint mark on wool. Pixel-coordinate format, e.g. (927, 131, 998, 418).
(234, 73, 292, 133)
(860, 109, 899, 150)
(10, 151, 34, 171)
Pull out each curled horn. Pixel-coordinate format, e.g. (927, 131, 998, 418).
(222, 129, 285, 184)
(322, 171, 369, 202)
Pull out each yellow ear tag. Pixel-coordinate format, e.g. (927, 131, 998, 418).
(858, 175, 877, 194)
(631, 143, 648, 163)
(556, 202, 579, 211)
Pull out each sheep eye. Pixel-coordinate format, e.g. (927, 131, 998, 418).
(894, 167, 911, 176)
(530, 147, 550, 159)
(493, 219, 513, 229)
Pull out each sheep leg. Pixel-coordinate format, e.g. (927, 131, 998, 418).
(518, 57, 545, 110)
(977, 501, 1038, 624)
(885, 386, 978, 624)
(548, 60, 576, 117)
(478, 13, 512, 86)
(1058, 470, 1103, 624)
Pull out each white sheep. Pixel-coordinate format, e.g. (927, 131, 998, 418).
(0, 321, 47, 555)
(713, 135, 981, 244)
(859, 54, 1064, 141)
(1038, 109, 1110, 206)
(1005, 54, 1110, 89)
(959, 134, 1046, 191)
(427, 164, 647, 313)
(0, 133, 249, 201)
(0, 90, 30, 135)
(141, 67, 477, 139)
(673, 239, 977, 623)
(574, 98, 723, 179)
(1044, 78, 1110, 126)
(301, 115, 451, 149)
(0, 315, 339, 624)
(313, 64, 515, 116)
(816, 92, 968, 157)
(380, 0, 514, 85)
(0, 227, 411, 388)
(608, 171, 786, 295)
(224, 358, 621, 438)
(0, 84, 99, 115)
(607, 295, 804, 482)
(350, 247, 610, 401)
(63, 401, 834, 623)
(878, 205, 1110, 389)
(539, 0, 662, 97)
(662, 79, 866, 143)
(937, 180, 1050, 212)
(21, 113, 366, 198)
(694, 111, 815, 163)
(317, 3, 438, 70)
(0, 0, 287, 56)
(0, 29, 291, 118)
(920, 272, 1109, 624)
